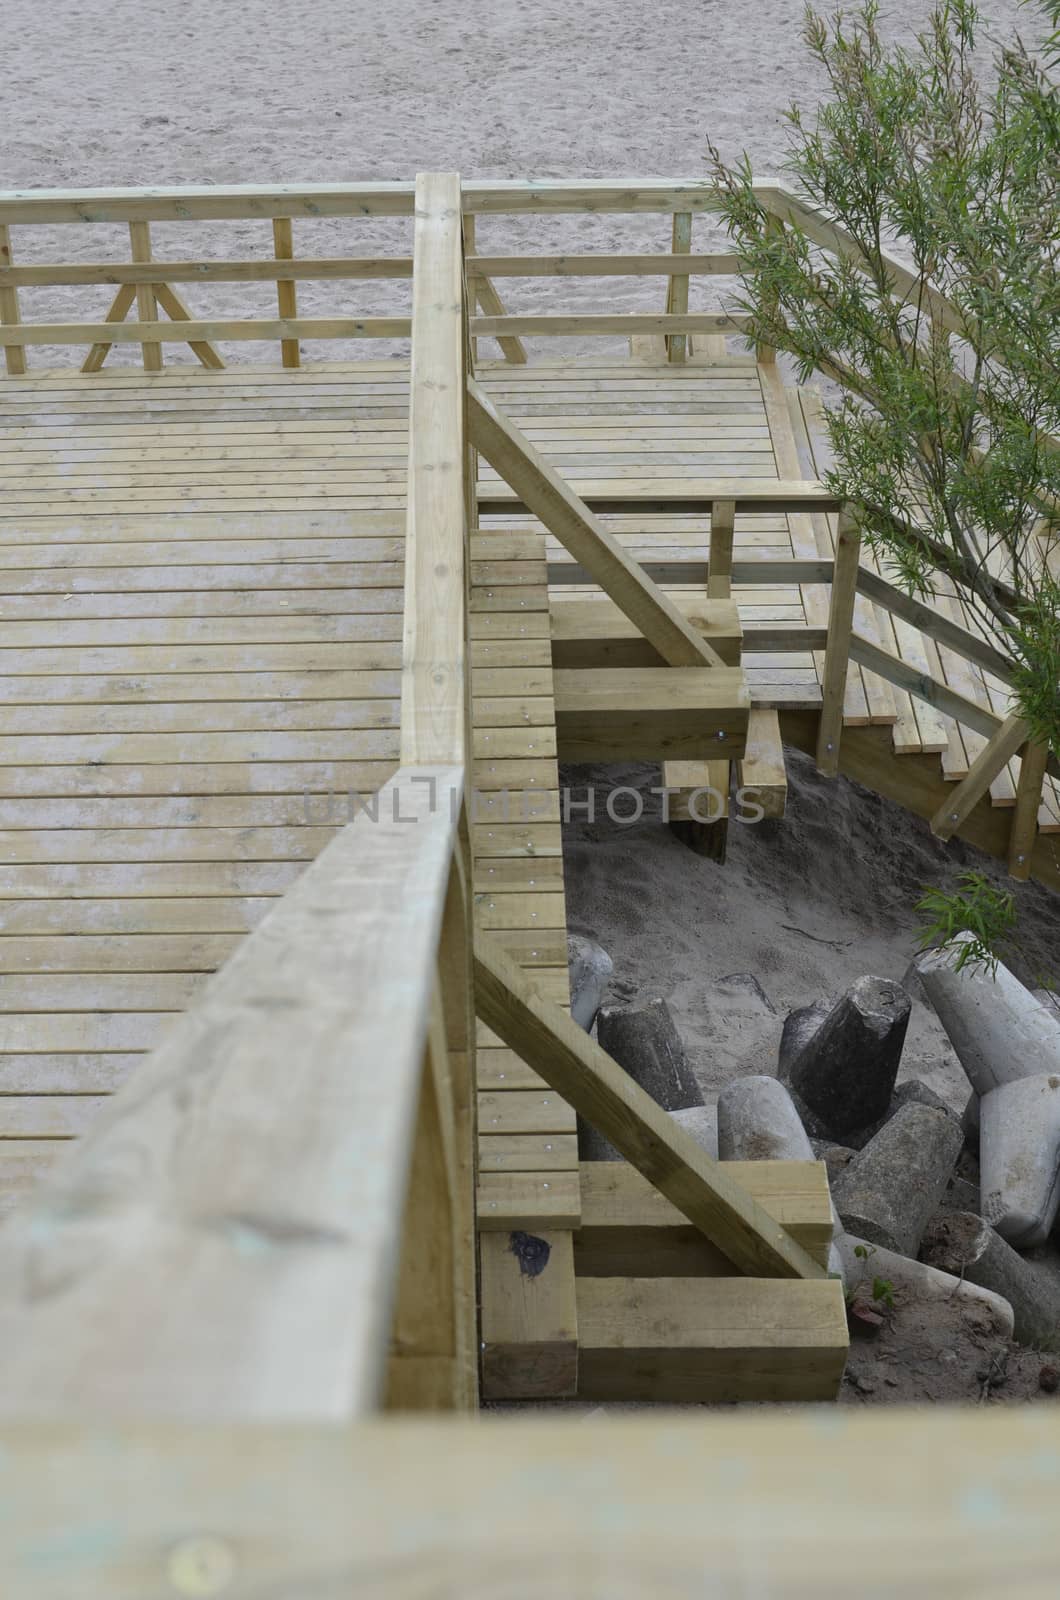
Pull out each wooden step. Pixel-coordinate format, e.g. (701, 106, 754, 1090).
(550, 595, 742, 669)
(576, 1275, 848, 1403)
(554, 667, 749, 761)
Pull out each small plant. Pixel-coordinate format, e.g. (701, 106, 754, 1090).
(915, 871, 1018, 974)
(871, 1276, 896, 1309)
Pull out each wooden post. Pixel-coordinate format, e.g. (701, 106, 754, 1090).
(816, 505, 860, 775)
(81, 284, 137, 373)
(463, 213, 479, 367)
(708, 498, 736, 599)
(756, 214, 782, 364)
(667, 211, 692, 363)
(0, 224, 27, 376)
(463, 213, 528, 366)
(1008, 737, 1049, 880)
(273, 217, 300, 368)
(153, 283, 226, 369)
(128, 220, 163, 372)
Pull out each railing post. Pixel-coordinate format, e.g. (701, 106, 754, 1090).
(1008, 736, 1049, 879)
(756, 213, 783, 365)
(666, 211, 692, 363)
(272, 217, 300, 368)
(0, 224, 27, 375)
(128, 220, 163, 372)
(816, 504, 860, 775)
(708, 498, 735, 598)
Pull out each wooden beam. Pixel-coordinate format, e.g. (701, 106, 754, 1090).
(855, 565, 1017, 687)
(930, 713, 1030, 840)
(666, 211, 692, 363)
(575, 1159, 833, 1274)
(739, 707, 787, 819)
(8, 1409, 1060, 1590)
(848, 631, 1008, 741)
(0, 766, 464, 1422)
(473, 932, 826, 1280)
(472, 312, 750, 337)
(4, 315, 413, 345)
(0, 224, 27, 375)
(153, 282, 226, 370)
(550, 595, 742, 670)
(79, 281, 137, 373)
(816, 505, 859, 775)
(485, 481, 844, 517)
(272, 217, 300, 368)
(0, 256, 417, 286)
(468, 251, 741, 277)
(401, 173, 468, 768)
(468, 379, 726, 669)
(128, 220, 162, 372)
(1008, 737, 1049, 879)
(553, 666, 749, 761)
(576, 1275, 847, 1403)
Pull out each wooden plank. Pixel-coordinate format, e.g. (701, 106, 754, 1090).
(473, 932, 826, 1280)
(468, 379, 726, 668)
(816, 507, 860, 775)
(479, 1230, 579, 1398)
(0, 224, 27, 376)
(4, 317, 413, 346)
(577, 1276, 848, 1402)
(849, 632, 1006, 741)
(1008, 738, 1049, 879)
(0, 767, 463, 1422)
(272, 217, 300, 368)
(469, 252, 741, 278)
(484, 480, 842, 516)
(0, 257, 417, 287)
(128, 221, 162, 373)
(472, 314, 751, 337)
(401, 174, 467, 767)
(576, 1159, 832, 1273)
(6, 1410, 1060, 1592)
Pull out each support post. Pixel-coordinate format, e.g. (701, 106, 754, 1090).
(708, 497, 736, 599)
(0, 224, 27, 376)
(464, 214, 527, 366)
(816, 504, 860, 775)
(272, 217, 300, 368)
(128, 220, 163, 372)
(666, 211, 692, 363)
(80, 283, 137, 373)
(153, 283, 226, 369)
(931, 712, 1030, 841)
(1008, 737, 1049, 880)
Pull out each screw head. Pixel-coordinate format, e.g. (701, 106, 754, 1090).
(167, 1537, 235, 1597)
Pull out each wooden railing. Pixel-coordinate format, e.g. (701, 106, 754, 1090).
(0, 179, 755, 373)
(0, 173, 477, 1418)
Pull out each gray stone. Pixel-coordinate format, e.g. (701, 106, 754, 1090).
(713, 972, 777, 1015)
(582, 997, 700, 1161)
(837, 1232, 1013, 1339)
(567, 934, 614, 1032)
(717, 1075, 813, 1163)
(778, 1000, 830, 1077)
(940, 1174, 981, 1215)
(717, 1077, 844, 1284)
(890, 1078, 958, 1122)
(782, 976, 911, 1139)
(669, 1103, 719, 1160)
(979, 1074, 1060, 1248)
(915, 935, 1060, 1096)
(595, 998, 701, 1111)
(921, 1211, 1060, 1352)
(832, 1102, 964, 1257)
(811, 1141, 857, 1185)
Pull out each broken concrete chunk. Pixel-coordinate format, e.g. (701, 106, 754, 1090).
(979, 1074, 1060, 1248)
(783, 976, 911, 1138)
(669, 1103, 719, 1160)
(567, 934, 614, 1033)
(778, 1000, 830, 1078)
(915, 935, 1060, 1095)
(832, 1102, 963, 1257)
(581, 998, 700, 1161)
(837, 1232, 1013, 1339)
(717, 1075, 813, 1163)
(921, 1211, 1060, 1352)
(596, 998, 701, 1112)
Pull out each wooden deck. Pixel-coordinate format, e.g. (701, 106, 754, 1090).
(1, 351, 1056, 1211)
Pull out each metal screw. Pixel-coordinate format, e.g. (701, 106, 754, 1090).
(166, 1537, 236, 1597)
